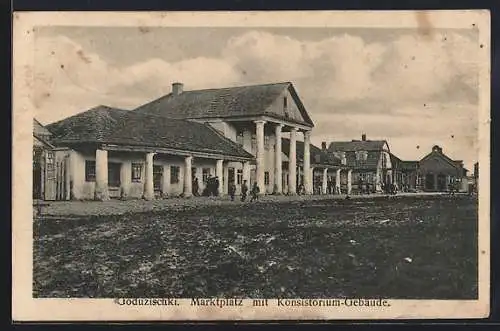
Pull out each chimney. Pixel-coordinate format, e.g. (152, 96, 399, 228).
(172, 82, 184, 96)
(362, 133, 367, 141)
(321, 141, 327, 151)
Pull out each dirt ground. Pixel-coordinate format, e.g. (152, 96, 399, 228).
(33, 194, 478, 299)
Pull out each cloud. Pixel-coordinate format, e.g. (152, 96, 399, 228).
(33, 35, 239, 124)
(33, 29, 480, 169)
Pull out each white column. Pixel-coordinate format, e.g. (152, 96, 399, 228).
(143, 152, 155, 200)
(162, 164, 170, 197)
(242, 161, 250, 185)
(120, 161, 131, 199)
(288, 127, 297, 194)
(255, 120, 266, 195)
(94, 149, 109, 201)
(303, 130, 312, 194)
(322, 168, 328, 195)
(183, 156, 193, 198)
(274, 124, 283, 194)
(335, 168, 341, 194)
(347, 169, 353, 195)
(216, 159, 224, 195)
(310, 167, 315, 194)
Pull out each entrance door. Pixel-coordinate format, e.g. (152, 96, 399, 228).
(425, 174, 435, 191)
(108, 162, 122, 198)
(33, 148, 43, 199)
(437, 174, 447, 191)
(153, 165, 163, 193)
(228, 168, 235, 185)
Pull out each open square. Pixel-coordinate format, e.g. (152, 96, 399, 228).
(33, 194, 478, 299)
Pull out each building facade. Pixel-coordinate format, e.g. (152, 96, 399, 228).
(326, 134, 392, 193)
(417, 145, 469, 192)
(38, 82, 340, 201)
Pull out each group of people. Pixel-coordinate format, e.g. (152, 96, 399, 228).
(199, 175, 220, 197)
(196, 175, 261, 202)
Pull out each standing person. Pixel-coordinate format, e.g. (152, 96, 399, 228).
(206, 175, 214, 196)
(229, 182, 236, 201)
(241, 180, 248, 202)
(250, 182, 260, 202)
(192, 177, 199, 196)
(214, 176, 220, 196)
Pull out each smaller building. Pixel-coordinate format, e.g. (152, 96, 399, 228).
(390, 154, 419, 192)
(417, 145, 468, 192)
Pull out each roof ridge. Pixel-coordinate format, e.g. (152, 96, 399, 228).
(176, 81, 291, 93)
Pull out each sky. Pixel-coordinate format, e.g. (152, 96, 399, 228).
(33, 26, 480, 171)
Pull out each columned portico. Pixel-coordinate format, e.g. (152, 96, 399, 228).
(143, 152, 156, 200)
(303, 130, 312, 194)
(183, 155, 193, 198)
(321, 168, 328, 194)
(347, 169, 353, 195)
(255, 120, 266, 194)
(288, 127, 298, 195)
(274, 124, 283, 194)
(95, 149, 110, 201)
(216, 159, 224, 195)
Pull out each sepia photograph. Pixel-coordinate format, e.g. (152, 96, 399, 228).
(13, 10, 490, 320)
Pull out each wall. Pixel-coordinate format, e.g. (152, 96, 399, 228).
(69, 147, 256, 200)
(265, 88, 305, 124)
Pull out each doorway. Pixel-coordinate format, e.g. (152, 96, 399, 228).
(153, 165, 163, 194)
(108, 162, 122, 198)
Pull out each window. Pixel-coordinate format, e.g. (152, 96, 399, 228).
(85, 160, 96, 182)
(264, 171, 270, 185)
(237, 169, 243, 184)
(236, 130, 244, 145)
(170, 166, 180, 184)
(202, 168, 211, 183)
(264, 135, 270, 150)
(131, 163, 143, 182)
(356, 151, 368, 161)
(251, 134, 257, 150)
(46, 151, 55, 179)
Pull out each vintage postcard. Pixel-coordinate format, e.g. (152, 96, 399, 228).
(12, 10, 490, 321)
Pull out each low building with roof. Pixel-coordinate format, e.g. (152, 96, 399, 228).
(417, 145, 469, 192)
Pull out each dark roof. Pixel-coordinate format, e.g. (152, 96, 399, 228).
(134, 82, 314, 127)
(420, 148, 464, 171)
(328, 140, 387, 152)
(33, 118, 52, 137)
(46, 105, 253, 159)
(281, 138, 341, 166)
(390, 153, 419, 170)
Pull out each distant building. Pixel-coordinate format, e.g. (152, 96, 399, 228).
(326, 134, 392, 193)
(390, 154, 419, 192)
(417, 145, 468, 192)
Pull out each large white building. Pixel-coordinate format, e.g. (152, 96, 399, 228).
(35, 82, 350, 201)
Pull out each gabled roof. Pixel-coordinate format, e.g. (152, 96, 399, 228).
(134, 82, 314, 127)
(328, 140, 388, 152)
(419, 148, 464, 171)
(46, 105, 254, 159)
(281, 138, 341, 166)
